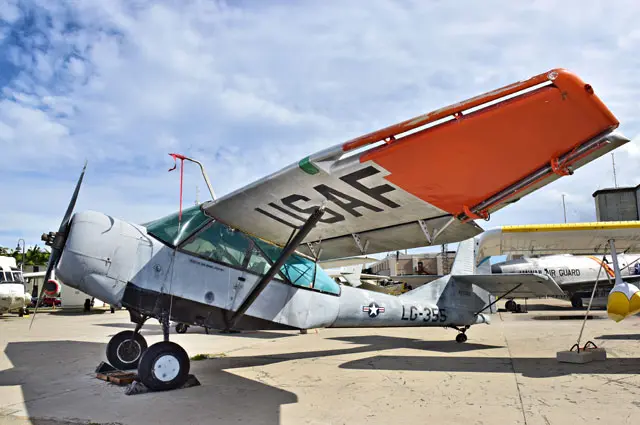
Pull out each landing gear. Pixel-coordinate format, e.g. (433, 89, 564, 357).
(570, 294, 584, 309)
(138, 341, 190, 391)
(175, 323, 189, 334)
(452, 325, 469, 343)
(505, 299, 517, 311)
(106, 330, 148, 370)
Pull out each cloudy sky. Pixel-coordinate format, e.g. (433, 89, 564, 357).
(1, 0, 640, 254)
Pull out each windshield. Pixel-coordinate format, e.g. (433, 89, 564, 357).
(146, 205, 211, 247)
(0, 271, 23, 283)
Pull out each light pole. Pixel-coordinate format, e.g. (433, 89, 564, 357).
(16, 239, 26, 271)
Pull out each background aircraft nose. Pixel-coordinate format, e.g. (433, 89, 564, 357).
(55, 210, 144, 306)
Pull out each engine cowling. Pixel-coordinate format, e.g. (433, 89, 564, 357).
(43, 279, 61, 297)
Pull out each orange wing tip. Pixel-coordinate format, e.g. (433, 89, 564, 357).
(341, 68, 585, 153)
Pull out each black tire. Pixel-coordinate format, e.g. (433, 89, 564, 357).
(570, 295, 583, 309)
(18, 309, 24, 317)
(24, 308, 29, 315)
(175, 323, 189, 334)
(138, 341, 190, 391)
(505, 300, 516, 311)
(106, 330, 148, 370)
(455, 333, 467, 343)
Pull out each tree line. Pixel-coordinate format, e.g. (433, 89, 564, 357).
(0, 246, 50, 266)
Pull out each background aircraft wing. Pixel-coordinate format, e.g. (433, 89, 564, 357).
(318, 256, 378, 269)
(203, 69, 626, 260)
(477, 221, 640, 264)
(453, 273, 565, 298)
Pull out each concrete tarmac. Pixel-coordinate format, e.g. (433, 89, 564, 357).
(1, 300, 640, 425)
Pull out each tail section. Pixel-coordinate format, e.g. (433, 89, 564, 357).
(340, 265, 363, 287)
(450, 237, 478, 275)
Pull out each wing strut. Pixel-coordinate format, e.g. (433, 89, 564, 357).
(225, 206, 326, 331)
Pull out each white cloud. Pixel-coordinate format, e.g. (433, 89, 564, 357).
(2, 0, 640, 250)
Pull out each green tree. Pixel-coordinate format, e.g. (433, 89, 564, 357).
(1, 245, 50, 266)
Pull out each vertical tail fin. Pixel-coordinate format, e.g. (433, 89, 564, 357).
(341, 265, 363, 287)
(450, 237, 477, 275)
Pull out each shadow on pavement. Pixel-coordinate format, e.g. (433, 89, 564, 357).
(339, 354, 640, 378)
(595, 333, 640, 340)
(3, 332, 632, 424)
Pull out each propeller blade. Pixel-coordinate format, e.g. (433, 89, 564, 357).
(59, 161, 87, 231)
(29, 256, 56, 329)
(30, 162, 87, 329)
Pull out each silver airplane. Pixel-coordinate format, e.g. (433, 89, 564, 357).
(32, 68, 629, 391)
(492, 253, 640, 309)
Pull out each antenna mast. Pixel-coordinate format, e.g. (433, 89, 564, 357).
(611, 153, 618, 188)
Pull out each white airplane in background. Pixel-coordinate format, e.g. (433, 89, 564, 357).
(32, 68, 631, 392)
(492, 252, 640, 309)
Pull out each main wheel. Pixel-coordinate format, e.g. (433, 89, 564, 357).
(455, 333, 468, 343)
(18, 308, 24, 317)
(175, 323, 189, 334)
(106, 330, 148, 370)
(138, 341, 190, 391)
(505, 300, 516, 311)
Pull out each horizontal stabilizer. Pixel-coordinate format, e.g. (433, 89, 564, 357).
(452, 273, 565, 298)
(318, 256, 378, 269)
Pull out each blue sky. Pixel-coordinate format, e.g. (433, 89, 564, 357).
(1, 0, 640, 255)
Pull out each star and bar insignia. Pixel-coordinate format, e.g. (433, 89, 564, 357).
(362, 302, 385, 318)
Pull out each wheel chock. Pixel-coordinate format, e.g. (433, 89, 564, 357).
(95, 361, 117, 374)
(125, 374, 201, 396)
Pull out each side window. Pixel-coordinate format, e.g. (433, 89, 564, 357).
(250, 238, 340, 294)
(181, 222, 252, 268)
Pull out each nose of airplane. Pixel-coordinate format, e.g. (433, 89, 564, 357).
(55, 210, 149, 307)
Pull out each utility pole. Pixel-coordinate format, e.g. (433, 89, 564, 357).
(611, 153, 618, 188)
(561, 194, 567, 223)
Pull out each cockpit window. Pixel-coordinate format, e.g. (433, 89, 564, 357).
(146, 206, 211, 247)
(0, 272, 5, 283)
(180, 220, 341, 296)
(12, 272, 23, 282)
(181, 222, 251, 268)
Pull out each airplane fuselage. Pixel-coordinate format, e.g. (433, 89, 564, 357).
(492, 254, 640, 291)
(55, 210, 491, 331)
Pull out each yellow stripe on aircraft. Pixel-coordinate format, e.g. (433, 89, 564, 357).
(502, 221, 640, 233)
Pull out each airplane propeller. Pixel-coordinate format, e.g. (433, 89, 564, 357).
(30, 162, 87, 329)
